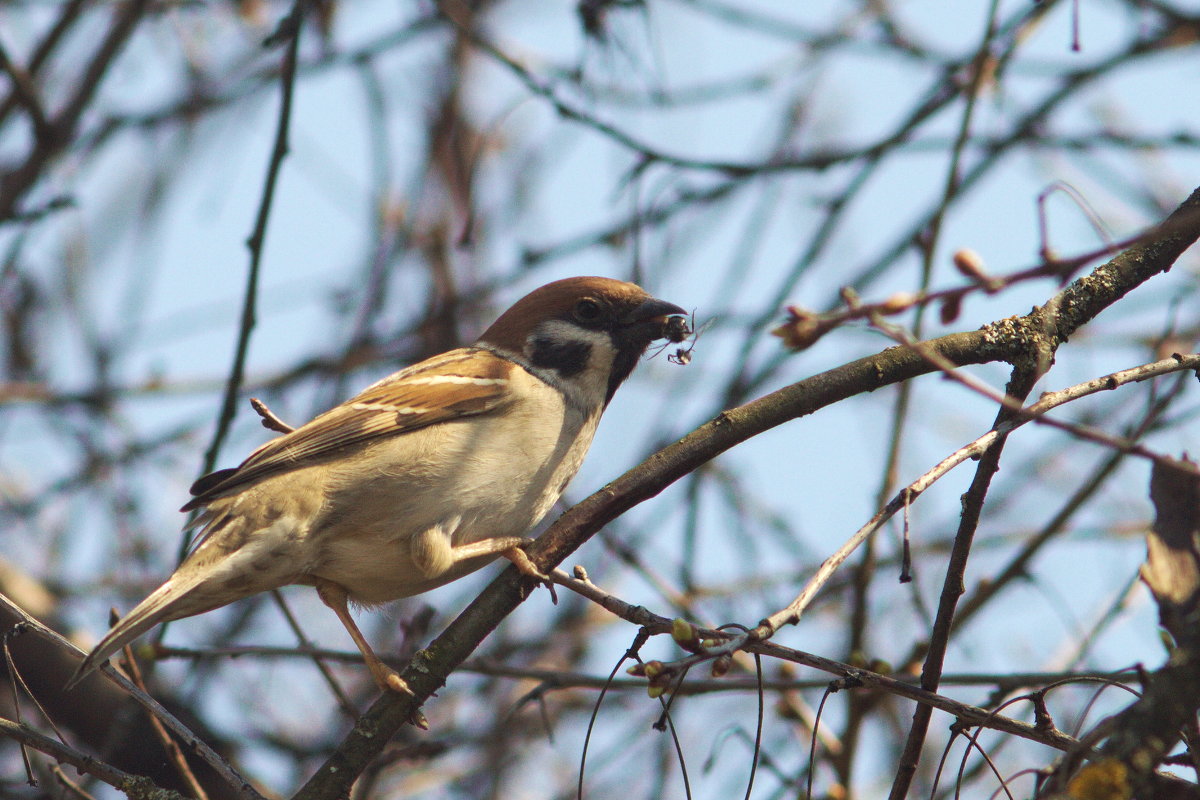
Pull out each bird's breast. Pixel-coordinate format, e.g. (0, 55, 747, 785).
(306, 374, 601, 601)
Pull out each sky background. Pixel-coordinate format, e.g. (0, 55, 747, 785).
(2, 0, 1200, 797)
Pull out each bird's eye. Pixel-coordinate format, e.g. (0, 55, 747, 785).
(573, 298, 603, 323)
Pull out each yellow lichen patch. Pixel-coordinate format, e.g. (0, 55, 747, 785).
(1067, 759, 1130, 800)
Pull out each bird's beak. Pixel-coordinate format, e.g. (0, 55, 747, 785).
(616, 296, 688, 346)
(620, 297, 687, 327)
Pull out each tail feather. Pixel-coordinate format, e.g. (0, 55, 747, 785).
(67, 572, 206, 689)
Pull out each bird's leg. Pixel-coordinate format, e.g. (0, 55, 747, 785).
(447, 536, 556, 601)
(313, 578, 413, 696)
(447, 536, 549, 580)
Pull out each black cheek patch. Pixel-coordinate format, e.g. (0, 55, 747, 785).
(529, 335, 591, 377)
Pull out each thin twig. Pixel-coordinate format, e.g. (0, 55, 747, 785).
(888, 363, 1039, 800)
(871, 316, 1197, 473)
(755, 354, 1200, 639)
(250, 397, 295, 433)
(154, 642, 1140, 692)
(268, 589, 360, 719)
(543, 571, 1083, 754)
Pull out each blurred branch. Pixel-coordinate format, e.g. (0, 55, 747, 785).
(0, 0, 150, 221)
(0, 35, 52, 140)
(0, 0, 86, 130)
(154, 642, 1140, 692)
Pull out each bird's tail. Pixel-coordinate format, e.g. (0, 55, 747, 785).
(67, 572, 207, 689)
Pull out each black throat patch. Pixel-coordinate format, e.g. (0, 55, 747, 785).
(529, 334, 592, 377)
(606, 346, 641, 405)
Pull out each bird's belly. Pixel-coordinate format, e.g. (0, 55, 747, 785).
(307, 531, 504, 603)
(305, 399, 599, 604)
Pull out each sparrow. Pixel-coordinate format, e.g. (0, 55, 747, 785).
(69, 276, 686, 694)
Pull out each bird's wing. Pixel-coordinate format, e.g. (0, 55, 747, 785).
(182, 347, 518, 510)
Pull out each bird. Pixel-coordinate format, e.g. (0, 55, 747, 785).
(69, 276, 686, 694)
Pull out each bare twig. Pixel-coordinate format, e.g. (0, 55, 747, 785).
(268, 589, 359, 719)
(546, 570, 1083, 754)
(249, 397, 295, 433)
(772, 227, 1161, 352)
(152, 641, 1139, 693)
(871, 316, 1197, 473)
(889, 364, 1038, 800)
(755, 354, 1200, 639)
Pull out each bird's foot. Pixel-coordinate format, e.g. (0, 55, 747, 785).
(503, 544, 558, 604)
(370, 661, 415, 696)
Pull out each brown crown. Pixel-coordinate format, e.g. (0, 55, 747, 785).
(478, 276, 659, 352)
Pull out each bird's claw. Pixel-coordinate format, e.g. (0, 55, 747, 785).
(504, 545, 558, 604)
(373, 664, 415, 696)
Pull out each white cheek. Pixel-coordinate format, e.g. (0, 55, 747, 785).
(531, 319, 612, 349)
(579, 339, 616, 396)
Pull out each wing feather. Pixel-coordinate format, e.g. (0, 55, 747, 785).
(182, 348, 516, 510)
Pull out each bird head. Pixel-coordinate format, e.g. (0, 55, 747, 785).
(478, 276, 686, 407)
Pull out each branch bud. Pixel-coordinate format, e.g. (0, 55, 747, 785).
(671, 617, 700, 649)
